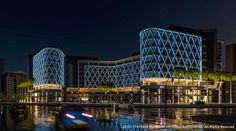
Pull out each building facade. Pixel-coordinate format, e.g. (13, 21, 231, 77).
(214, 40, 223, 72)
(3, 71, 27, 97)
(65, 56, 98, 87)
(224, 44, 236, 103)
(83, 55, 140, 88)
(32, 47, 65, 102)
(167, 25, 223, 103)
(225, 44, 236, 72)
(140, 28, 202, 80)
(167, 25, 221, 72)
(139, 28, 203, 104)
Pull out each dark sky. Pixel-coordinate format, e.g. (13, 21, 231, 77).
(0, 0, 235, 72)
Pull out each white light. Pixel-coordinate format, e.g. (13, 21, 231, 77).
(65, 113, 75, 119)
(82, 113, 93, 118)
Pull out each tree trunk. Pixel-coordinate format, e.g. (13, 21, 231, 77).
(101, 93, 102, 103)
(218, 81, 222, 104)
(207, 81, 209, 103)
(178, 78, 180, 104)
(192, 79, 194, 103)
(230, 81, 232, 104)
(110, 92, 111, 103)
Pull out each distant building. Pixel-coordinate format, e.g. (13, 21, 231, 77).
(28, 54, 34, 79)
(201, 29, 217, 72)
(66, 56, 98, 87)
(215, 40, 223, 72)
(224, 44, 236, 103)
(3, 71, 27, 97)
(225, 44, 236, 72)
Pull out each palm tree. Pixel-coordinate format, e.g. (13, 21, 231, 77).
(97, 83, 106, 102)
(231, 74, 236, 103)
(188, 69, 201, 86)
(224, 73, 232, 104)
(208, 71, 219, 103)
(219, 72, 228, 104)
(97, 82, 114, 103)
(188, 68, 200, 102)
(17, 78, 35, 88)
(212, 72, 227, 104)
(208, 71, 216, 81)
(172, 67, 186, 104)
(202, 70, 210, 103)
(17, 78, 35, 103)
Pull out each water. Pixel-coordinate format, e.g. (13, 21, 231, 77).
(0, 105, 235, 131)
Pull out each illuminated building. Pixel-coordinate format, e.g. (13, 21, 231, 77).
(167, 25, 218, 72)
(83, 55, 140, 88)
(32, 47, 65, 102)
(139, 28, 203, 104)
(29, 26, 223, 104)
(140, 28, 202, 79)
(167, 25, 223, 103)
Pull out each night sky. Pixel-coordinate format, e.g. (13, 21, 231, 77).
(0, 0, 235, 72)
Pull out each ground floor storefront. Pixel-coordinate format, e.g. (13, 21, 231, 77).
(29, 84, 64, 102)
(25, 85, 224, 104)
(65, 87, 141, 103)
(31, 90, 62, 102)
(140, 85, 219, 104)
(65, 86, 221, 104)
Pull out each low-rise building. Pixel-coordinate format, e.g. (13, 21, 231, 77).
(3, 71, 27, 97)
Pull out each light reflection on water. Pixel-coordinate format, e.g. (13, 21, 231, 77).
(28, 106, 56, 131)
(0, 105, 235, 131)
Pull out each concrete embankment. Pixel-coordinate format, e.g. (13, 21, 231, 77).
(1, 102, 236, 108)
(0, 102, 116, 107)
(134, 103, 236, 108)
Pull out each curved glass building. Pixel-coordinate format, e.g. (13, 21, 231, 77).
(140, 28, 202, 81)
(139, 28, 202, 104)
(33, 47, 65, 102)
(33, 47, 65, 86)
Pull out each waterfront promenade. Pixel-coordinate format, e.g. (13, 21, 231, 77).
(1, 102, 236, 108)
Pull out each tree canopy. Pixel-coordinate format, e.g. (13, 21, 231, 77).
(17, 78, 35, 88)
(97, 82, 114, 92)
(172, 67, 186, 79)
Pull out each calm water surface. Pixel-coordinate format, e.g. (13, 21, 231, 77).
(0, 105, 235, 131)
